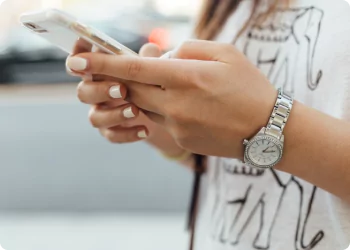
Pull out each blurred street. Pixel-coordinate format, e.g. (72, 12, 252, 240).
(0, 213, 188, 250)
(0, 0, 196, 84)
(0, 0, 199, 247)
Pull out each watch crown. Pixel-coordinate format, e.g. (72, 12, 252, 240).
(243, 139, 249, 145)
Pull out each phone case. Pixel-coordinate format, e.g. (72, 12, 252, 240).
(20, 9, 137, 56)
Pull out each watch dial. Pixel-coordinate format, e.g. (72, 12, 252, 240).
(247, 138, 281, 166)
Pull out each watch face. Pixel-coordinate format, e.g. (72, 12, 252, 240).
(246, 137, 282, 168)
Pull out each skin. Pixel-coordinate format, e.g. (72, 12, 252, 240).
(68, 42, 193, 166)
(67, 40, 350, 202)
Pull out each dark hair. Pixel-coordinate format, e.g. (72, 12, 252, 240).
(195, 0, 287, 41)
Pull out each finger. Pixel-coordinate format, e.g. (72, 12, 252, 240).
(66, 39, 94, 77)
(125, 81, 166, 114)
(100, 126, 148, 143)
(87, 46, 111, 82)
(89, 104, 139, 129)
(98, 99, 129, 109)
(91, 74, 121, 83)
(139, 43, 162, 57)
(171, 40, 235, 63)
(66, 66, 85, 77)
(66, 53, 193, 87)
(66, 56, 93, 79)
(77, 81, 127, 104)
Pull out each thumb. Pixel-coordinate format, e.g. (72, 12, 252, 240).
(139, 43, 162, 58)
(170, 40, 236, 63)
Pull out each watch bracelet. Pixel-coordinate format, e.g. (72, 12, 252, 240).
(265, 88, 294, 139)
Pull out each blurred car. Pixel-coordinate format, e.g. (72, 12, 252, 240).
(0, 21, 148, 84)
(113, 9, 192, 51)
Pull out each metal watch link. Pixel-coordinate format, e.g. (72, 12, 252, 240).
(243, 88, 294, 169)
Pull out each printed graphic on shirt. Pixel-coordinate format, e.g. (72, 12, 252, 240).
(211, 159, 325, 250)
(210, 6, 325, 250)
(243, 6, 324, 92)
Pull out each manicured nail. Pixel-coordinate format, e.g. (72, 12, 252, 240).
(137, 130, 148, 139)
(67, 57, 88, 71)
(123, 107, 135, 118)
(109, 85, 122, 99)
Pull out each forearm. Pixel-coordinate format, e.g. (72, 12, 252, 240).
(276, 101, 350, 201)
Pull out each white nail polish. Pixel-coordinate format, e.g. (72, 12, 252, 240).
(109, 85, 122, 99)
(123, 107, 135, 118)
(67, 57, 88, 71)
(137, 130, 148, 139)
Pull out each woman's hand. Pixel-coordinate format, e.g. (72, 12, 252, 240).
(68, 43, 189, 161)
(66, 40, 278, 158)
(68, 43, 162, 143)
(66, 40, 350, 201)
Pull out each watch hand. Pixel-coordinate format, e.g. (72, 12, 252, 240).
(262, 146, 271, 153)
(264, 150, 276, 153)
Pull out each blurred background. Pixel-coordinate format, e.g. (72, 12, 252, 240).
(0, 0, 201, 249)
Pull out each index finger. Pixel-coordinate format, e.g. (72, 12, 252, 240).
(67, 53, 192, 87)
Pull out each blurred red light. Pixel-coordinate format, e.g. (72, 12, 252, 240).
(148, 28, 169, 50)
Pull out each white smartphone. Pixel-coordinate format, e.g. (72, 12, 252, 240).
(20, 8, 138, 56)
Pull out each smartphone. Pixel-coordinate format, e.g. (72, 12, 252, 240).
(20, 8, 138, 56)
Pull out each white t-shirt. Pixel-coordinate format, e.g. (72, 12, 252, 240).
(194, 0, 350, 250)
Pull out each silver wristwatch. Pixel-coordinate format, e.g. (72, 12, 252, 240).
(243, 88, 294, 169)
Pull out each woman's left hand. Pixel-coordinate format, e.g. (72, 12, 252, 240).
(66, 40, 278, 158)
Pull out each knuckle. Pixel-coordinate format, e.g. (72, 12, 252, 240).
(76, 82, 87, 103)
(103, 130, 119, 143)
(95, 56, 107, 74)
(105, 131, 120, 143)
(88, 108, 99, 128)
(126, 59, 142, 79)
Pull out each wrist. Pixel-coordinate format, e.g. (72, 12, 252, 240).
(236, 86, 279, 147)
(242, 87, 293, 169)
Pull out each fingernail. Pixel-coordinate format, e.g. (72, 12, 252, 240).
(137, 130, 148, 139)
(109, 85, 122, 99)
(123, 107, 135, 118)
(67, 57, 88, 71)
